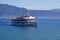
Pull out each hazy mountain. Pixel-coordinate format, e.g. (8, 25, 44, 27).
(29, 10, 60, 17)
(0, 4, 27, 17)
(0, 4, 60, 17)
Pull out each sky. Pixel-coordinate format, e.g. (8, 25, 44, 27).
(0, 0, 60, 10)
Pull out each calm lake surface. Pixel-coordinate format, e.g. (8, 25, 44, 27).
(0, 18, 60, 40)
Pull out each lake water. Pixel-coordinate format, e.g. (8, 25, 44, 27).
(0, 18, 60, 40)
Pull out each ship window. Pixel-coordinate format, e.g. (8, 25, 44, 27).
(27, 20, 36, 22)
(19, 19, 26, 21)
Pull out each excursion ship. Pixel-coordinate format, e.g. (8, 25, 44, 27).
(11, 15, 37, 27)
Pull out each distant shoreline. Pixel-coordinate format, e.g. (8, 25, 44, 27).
(37, 16, 60, 19)
(0, 16, 60, 19)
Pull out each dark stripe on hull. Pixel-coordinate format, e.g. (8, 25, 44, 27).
(12, 23, 37, 27)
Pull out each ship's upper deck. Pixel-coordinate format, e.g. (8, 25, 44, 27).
(12, 15, 36, 22)
(22, 16, 35, 19)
